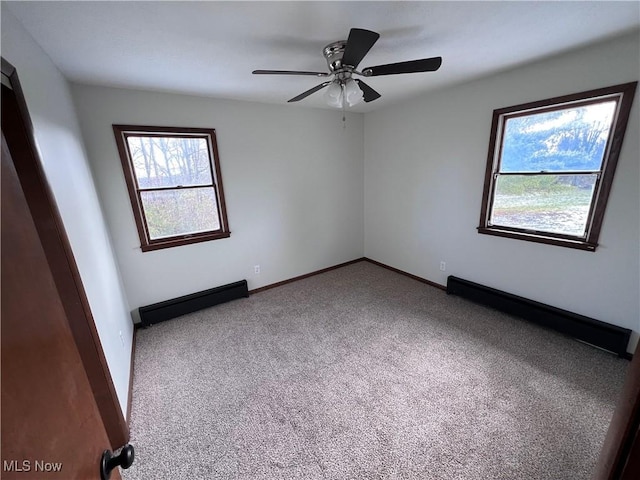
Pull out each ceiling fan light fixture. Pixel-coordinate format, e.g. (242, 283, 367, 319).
(344, 79, 364, 107)
(324, 80, 343, 108)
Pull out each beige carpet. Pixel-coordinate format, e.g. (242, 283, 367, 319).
(123, 261, 627, 479)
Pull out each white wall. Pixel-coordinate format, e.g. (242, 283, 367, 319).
(364, 31, 640, 353)
(71, 85, 364, 311)
(1, 9, 133, 415)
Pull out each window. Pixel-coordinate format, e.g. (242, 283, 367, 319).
(113, 125, 230, 251)
(478, 82, 636, 251)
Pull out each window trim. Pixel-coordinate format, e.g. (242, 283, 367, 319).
(478, 82, 637, 251)
(113, 125, 230, 251)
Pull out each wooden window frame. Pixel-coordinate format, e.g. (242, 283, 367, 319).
(113, 125, 230, 251)
(478, 82, 637, 251)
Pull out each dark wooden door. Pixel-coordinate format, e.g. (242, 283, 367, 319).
(0, 67, 125, 480)
(1, 132, 121, 479)
(1, 60, 128, 449)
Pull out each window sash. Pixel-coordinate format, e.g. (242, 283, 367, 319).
(492, 171, 601, 176)
(494, 97, 618, 174)
(487, 172, 601, 239)
(123, 133, 216, 189)
(484, 176, 603, 243)
(136, 184, 217, 193)
(137, 184, 223, 241)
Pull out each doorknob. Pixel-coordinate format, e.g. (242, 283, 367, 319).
(100, 444, 134, 480)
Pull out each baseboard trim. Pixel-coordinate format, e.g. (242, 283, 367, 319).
(363, 258, 447, 291)
(249, 258, 366, 295)
(249, 257, 446, 295)
(126, 327, 137, 430)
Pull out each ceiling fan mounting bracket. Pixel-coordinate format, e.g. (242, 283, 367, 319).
(323, 40, 347, 72)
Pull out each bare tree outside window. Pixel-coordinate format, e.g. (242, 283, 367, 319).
(113, 126, 230, 251)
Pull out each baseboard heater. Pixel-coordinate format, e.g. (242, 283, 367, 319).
(446, 276, 631, 357)
(139, 280, 249, 327)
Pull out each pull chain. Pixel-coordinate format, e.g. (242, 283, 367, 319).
(341, 84, 346, 129)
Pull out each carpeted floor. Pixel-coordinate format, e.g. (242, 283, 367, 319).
(123, 261, 627, 479)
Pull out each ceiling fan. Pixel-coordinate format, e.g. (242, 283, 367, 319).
(252, 28, 442, 107)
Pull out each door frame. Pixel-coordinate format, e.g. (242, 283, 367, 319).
(1, 57, 128, 448)
(593, 343, 640, 479)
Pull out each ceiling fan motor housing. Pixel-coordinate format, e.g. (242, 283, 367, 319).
(323, 41, 347, 72)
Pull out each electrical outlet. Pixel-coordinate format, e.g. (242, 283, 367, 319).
(254, 265, 261, 275)
(440, 261, 446, 272)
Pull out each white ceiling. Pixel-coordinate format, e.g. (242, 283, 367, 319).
(5, 1, 640, 112)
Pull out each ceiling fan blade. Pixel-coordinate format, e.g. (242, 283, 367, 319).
(363, 57, 442, 76)
(287, 82, 332, 102)
(355, 80, 381, 103)
(253, 70, 330, 77)
(342, 28, 380, 68)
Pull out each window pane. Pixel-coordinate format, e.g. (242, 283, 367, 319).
(490, 174, 597, 237)
(500, 101, 616, 173)
(126, 136, 213, 188)
(141, 188, 220, 240)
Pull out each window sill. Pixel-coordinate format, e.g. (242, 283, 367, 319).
(141, 231, 231, 252)
(477, 227, 597, 252)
